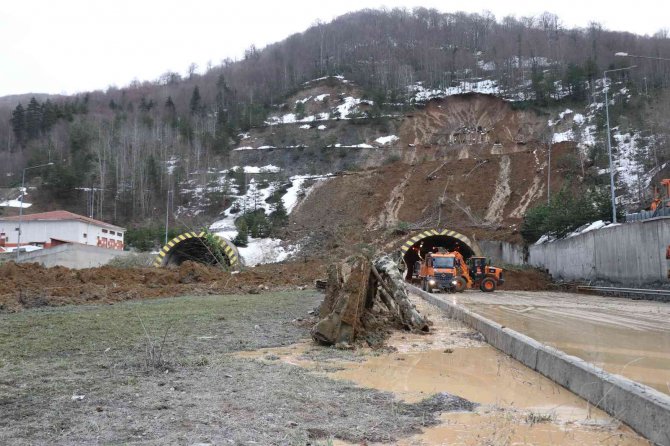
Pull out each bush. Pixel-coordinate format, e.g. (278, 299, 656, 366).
(520, 186, 621, 243)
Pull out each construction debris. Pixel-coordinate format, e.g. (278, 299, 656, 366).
(311, 254, 429, 345)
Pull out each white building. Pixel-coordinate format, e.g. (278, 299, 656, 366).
(0, 210, 125, 251)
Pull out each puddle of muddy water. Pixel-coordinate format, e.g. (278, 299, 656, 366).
(397, 411, 646, 446)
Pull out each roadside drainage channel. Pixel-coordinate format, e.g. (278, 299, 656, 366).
(408, 284, 670, 446)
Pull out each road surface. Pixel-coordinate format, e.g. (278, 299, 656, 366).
(447, 290, 670, 395)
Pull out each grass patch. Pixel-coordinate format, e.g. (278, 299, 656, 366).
(0, 291, 320, 365)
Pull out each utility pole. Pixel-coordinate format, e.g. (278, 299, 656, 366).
(547, 138, 552, 203)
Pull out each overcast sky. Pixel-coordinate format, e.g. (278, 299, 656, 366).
(0, 0, 667, 97)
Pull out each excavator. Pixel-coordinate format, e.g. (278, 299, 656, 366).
(649, 179, 670, 212)
(417, 248, 504, 293)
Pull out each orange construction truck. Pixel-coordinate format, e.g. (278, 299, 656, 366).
(417, 249, 504, 293)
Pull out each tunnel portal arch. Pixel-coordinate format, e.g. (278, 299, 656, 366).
(399, 229, 482, 280)
(153, 231, 239, 268)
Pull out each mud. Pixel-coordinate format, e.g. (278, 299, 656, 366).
(0, 259, 326, 312)
(399, 411, 646, 446)
(455, 290, 670, 395)
(247, 297, 650, 445)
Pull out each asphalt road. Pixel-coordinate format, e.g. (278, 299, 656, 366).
(445, 290, 670, 395)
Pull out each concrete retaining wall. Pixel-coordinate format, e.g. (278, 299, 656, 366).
(410, 284, 670, 445)
(529, 217, 670, 284)
(7, 243, 130, 269)
(479, 240, 525, 265)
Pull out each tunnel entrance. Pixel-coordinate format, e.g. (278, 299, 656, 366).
(153, 231, 239, 268)
(400, 229, 481, 281)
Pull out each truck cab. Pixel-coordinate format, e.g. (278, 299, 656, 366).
(418, 252, 461, 292)
(467, 256, 504, 291)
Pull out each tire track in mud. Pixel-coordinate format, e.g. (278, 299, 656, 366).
(484, 155, 512, 223)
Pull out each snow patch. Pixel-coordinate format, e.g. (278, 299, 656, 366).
(552, 130, 575, 143)
(317, 125, 326, 130)
(237, 237, 297, 267)
(410, 80, 500, 102)
(375, 135, 399, 145)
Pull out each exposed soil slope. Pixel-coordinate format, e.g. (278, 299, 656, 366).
(287, 94, 580, 247)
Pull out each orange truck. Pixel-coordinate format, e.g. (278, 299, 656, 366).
(417, 250, 504, 293)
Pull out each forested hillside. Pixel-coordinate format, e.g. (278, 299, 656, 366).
(1, 8, 669, 230)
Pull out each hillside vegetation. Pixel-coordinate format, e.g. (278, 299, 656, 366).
(0, 8, 668, 246)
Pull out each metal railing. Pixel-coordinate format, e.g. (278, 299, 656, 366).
(577, 285, 670, 301)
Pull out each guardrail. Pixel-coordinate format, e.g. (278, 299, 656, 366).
(577, 285, 670, 302)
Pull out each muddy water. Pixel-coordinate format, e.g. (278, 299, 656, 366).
(240, 297, 651, 445)
(399, 412, 645, 446)
(332, 347, 604, 418)
(462, 301, 670, 395)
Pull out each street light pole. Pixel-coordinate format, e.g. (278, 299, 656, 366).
(603, 66, 636, 224)
(547, 137, 552, 204)
(15, 162, 54, 261)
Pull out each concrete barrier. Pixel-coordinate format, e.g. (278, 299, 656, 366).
(409, 284, 670, 445)
(479, 240, 526, 265)
(4, 243, 130, 269)
(529, 217, 670, 285)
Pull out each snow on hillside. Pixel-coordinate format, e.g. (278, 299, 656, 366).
(264, 95, 372, 125)
(375, 135, 399, 145)
(545, 81, 654, 205)
(410, 80, 500, 102)
(208, 171, 331, 266)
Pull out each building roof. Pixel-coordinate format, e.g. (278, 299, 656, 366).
(0, 210, 125, 231)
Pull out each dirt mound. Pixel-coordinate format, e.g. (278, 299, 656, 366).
(503, 267, 553, 291)
(0, 260, 326, 313)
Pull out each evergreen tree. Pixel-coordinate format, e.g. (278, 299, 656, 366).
(41, 99, 58, 132)
(10, 103, 26, 145)
(26, 97, 43, 139)
(270, 199, 288, 227)
(294, 101, 306, 119)
(190, 86, 202, 115)
(233, 219, 249, 247)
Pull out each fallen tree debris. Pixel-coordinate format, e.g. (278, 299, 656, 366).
(311, 254, 429, 346)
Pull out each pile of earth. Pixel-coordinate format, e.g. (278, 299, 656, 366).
(503, 267, 554, 291)
(0, 260, 326, 312)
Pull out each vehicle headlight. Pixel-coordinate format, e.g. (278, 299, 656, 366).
(429, 279, 436, 285)
(451, 280, 458, 285)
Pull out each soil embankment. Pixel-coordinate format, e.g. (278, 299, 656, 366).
(0, 260, 326, 312)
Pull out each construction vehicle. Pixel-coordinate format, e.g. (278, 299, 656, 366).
(649, 179, 670, 211)
(417, 248, 504, 293)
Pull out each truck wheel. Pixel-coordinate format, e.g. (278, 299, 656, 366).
(454, 277, 467, 293)
(480, 277, 496, 292)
